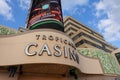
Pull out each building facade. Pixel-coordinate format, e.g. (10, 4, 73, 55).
(0, 0, 120, 80)
(64, 16, 117, 53)
(0, 29, 120, 80)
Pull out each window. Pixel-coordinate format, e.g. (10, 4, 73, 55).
(115, 53, 120, 64)
(72, 32, 115, 51)
(75, 39, 111, 53)
(75, 40, 84, 47)
(68, 32, 74, 36)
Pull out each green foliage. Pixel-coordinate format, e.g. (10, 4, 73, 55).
(77, 48, 120, 75)
(0, 26, 17, 35)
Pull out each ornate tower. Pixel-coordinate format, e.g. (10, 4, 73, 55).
(26, 0, 64, 32)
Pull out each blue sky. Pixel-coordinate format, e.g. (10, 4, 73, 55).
(0, 0, 120, 48)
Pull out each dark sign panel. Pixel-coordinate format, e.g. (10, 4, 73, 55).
(27, 0, 63, 31)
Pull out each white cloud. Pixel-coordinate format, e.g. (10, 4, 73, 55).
(61, 0, 88, 11)
(94, 1, 105, 17)
(19, 0, 30, 10)
(0, 0, 14, 20)
(95, 0, 120, 42)
(61, 0, 89, 16)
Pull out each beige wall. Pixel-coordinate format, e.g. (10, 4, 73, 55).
(0, 29, 103, 74)
(0, 29, 79, 68)
(0, 72, 18, 80)
(19, 73, 67, 80)
(0, 72, 67, 80)
(0, 72, 119, 80)
(0, 29, 119, 80)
